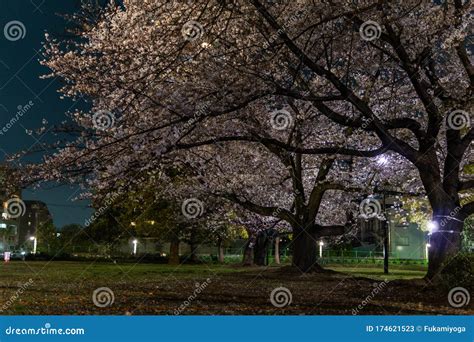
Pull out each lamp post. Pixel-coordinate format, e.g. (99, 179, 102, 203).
(319, 241, 324, 258)
(132, 239, 138, 256)
(425, 243, 431, 260)
(30, 236, 37, 254)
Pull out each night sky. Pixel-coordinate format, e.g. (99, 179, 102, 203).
(0, 1, 92, 228)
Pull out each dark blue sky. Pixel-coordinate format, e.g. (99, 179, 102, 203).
(0, 1, 92, 228)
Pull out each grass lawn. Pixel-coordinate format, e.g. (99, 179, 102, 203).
(0, 261, 471, 315)
(326, 264, 427, 281)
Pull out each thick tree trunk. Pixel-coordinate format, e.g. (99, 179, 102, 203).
(254, 233, 268, 266)
(242, 237, 254, 266)
(427, 217, 463, 280)
(169, 239, 180, 265)
(274, 236, 280, 265)
(291, 228, 321, 272)
(418, 162, 464, 280)
(217, 239, 225, 263)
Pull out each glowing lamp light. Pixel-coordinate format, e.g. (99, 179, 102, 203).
(425, 243, 431, 260)
(29, 236, 37, 254)
(132, 239, 138, 256)
(427, 221, 438, 233)
(319, 241, 324, 258)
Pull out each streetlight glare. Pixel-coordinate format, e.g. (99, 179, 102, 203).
(427, 221, 438, 233)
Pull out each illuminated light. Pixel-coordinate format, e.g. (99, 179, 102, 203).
(425, 243, 431, 260)
(427, 220, 438, 233)
(319, 241, 324, 258)
(130, 222, 136, 227)
(132, 239, 138, 256)
(29, 236, 37, 254)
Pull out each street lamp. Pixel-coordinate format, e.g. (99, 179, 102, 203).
(425, 243, 431, 260)
(427, 220, 438, 233)
(132, 239, 138, 256)
(30, 236, 37, 254)
(319, 241, 324, 258)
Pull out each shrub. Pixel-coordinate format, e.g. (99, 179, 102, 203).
(439, 252, 474, 290)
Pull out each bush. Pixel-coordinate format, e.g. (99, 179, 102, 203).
(439, 252, 474, 290)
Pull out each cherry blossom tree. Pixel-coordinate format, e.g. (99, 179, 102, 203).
(31, 0, 472, 277)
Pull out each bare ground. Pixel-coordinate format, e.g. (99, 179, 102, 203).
(0, 261, 472, 315)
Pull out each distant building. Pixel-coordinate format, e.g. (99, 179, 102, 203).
(18, 201, 53, 247)
(355, 195, 427, 259)
(0, 165, 53, 251)
(0, 165, 21, 252)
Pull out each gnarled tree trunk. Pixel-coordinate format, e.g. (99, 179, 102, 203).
(427, 215, 463, 280)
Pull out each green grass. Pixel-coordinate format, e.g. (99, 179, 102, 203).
(326, 263, 427, 280)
